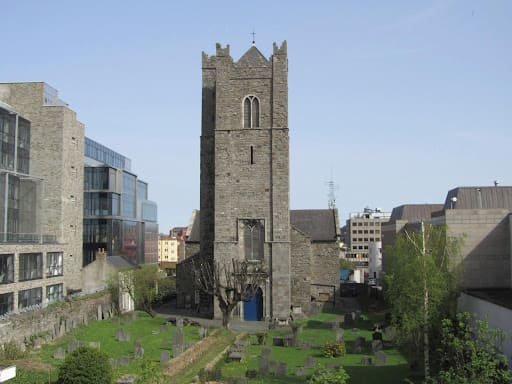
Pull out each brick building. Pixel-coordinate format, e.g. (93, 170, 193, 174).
(176, 42, 340, 321)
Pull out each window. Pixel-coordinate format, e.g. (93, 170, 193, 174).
(47, 252, 63, 277)
(19, 253, 42, 281)
(0, 254, 14, 284)
(250, 146, 254, 164)
(46, 283, 64, 303)
(0, 292, 13, 315)
(18, 287, 42, 309)
(243, 96, 260, 128)
(241, 219, 264, 261)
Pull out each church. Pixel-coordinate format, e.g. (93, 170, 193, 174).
(176, 41, 340, 322)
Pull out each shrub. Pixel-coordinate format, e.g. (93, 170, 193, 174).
(255, 333, 266, 345)
(321, 341, 345, 358)
(58, 346, 112, 384)
(307, 366, 349, 384)
(0, 341, 27, 360)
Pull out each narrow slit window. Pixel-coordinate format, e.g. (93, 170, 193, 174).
(250, 146, 254, 164)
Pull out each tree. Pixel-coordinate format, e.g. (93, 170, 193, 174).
(58, 346, 112, 384)
(436, 312, 511, 384)
(384, 223, 461, 381)
(192, 257, 267, 327)
(109, 264, 172, 317)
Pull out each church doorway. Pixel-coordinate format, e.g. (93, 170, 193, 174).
(243, 287, 263, 321)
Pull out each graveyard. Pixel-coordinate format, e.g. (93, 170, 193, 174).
(5, 307, 420, 384)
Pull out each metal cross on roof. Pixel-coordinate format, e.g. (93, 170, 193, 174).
(251, 29, 256, 45)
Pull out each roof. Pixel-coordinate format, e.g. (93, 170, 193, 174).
(444, 186, 512, 210)
(389, 204, 444, 223)
(107, 256, 135, 269)
(465, 289, 512, 311)
(236, 45, 269, 67)
(186, 209, 340, 243)
(290, 209, 339, 242)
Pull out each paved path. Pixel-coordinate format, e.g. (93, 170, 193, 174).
(154, 299, 268, 332)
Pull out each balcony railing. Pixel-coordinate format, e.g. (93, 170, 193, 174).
(0, 233, 57, 244)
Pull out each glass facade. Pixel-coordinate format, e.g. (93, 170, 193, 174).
(0, 108, 30, 173)
(83, 138, 158, 267)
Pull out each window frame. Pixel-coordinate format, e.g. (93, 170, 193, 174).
(46, 252, 63, 277)
(242, 95, 260, 128)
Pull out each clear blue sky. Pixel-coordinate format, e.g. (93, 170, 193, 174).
(3, 1, 511, 232)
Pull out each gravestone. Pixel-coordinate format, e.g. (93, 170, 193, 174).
(268, 360, 278, 373)
(89, 341, 100, 350)
(272, 337, 284, 346)
(295, 367, 306, 377)
(131, 312, 138, 321)
(361, 356, 373, 365)
(68, 339, 80, 353)
(384, 326, 397, 342)
(121, 330, 131, 342)
(336, 329, 345, 342)
(116, 375, 136, 384)
(344, 313, 354, 326)
(112, 317, 120, 325)
(97, 305, 102, 320)
(160, 350, 170, 364)
(227, 350, 244, 362)
(296, 340, 312, 349)
(326, 362, 341, 369)
(54, 347, 66, 359)
(375, 350, 387, 366)
(134, 344, 144, 359)
(355, 310, 362, 321)
(115, 328, 124, 341)
(172, 328, 185, 357)
(116, 356, 131, 367)
(304, 356, 316, 369)
(176, 317, 184, 328)
(258, 358, 269, 374)
(354, 336, 366, 353)
(261, 347, 271, 360)
(59, 322, 66, 337)
(372, 340, 383, 353)
(276, 361, 287, 376)
(199, 327, 207, 339)
(124, 317, 132, 325)
(372, 331, 383, 341)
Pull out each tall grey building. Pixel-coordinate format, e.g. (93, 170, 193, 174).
(0, 82, 84, 315)
(201, 41, 291, 319)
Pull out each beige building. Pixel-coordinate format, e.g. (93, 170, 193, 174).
(0, 82, 84, 316)
(158, 235, 181, 276)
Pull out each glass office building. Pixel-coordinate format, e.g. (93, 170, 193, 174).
(83, 137, 158, 266)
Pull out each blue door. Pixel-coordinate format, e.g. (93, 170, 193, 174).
(244, 288, 263, 321)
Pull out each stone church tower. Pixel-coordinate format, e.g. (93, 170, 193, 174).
(200, 41, 291, 320)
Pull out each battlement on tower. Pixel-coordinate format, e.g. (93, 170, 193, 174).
(273, 40, 287, 56)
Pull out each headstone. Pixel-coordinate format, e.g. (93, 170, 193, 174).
(68, 339, 80, 353)
(115, 328, 124, 341)
(344, 313, 354, 326)
(355, 310, 362, 321)
(176, 317, 184, 328)
(160, 350, 170, 364)
(199, 327, 207, 339)
(272, 337, 284, 346)
(295, 367, 306, 376)
(116, 375, 136, 384)
(372, 331, 383, 341)
(336, 329, 345, 342)
(372, 340, 383, 353)
(384, 326, 397, 342)
(283, 334, 295, 347)
(54, 347, 66, 359)
(134, 344, 144, 359)
(110, 358, 117, 368)
(261, 347, 271, 360)
(167, 316, 176, 325)
(124, 317, 132, 325)
(89, 341, 100, 350)
(375, 350, 387, 366)
(258, 358, 269, 374)
(354, 336, 366, 353)
(120, 330, 131, 342)
(268, 360, 278, 373)
(276, 361, 287, 376)
(227, 351, 244, 362)
(304, 356, 316, 369)
(32, 337, 42, 349)
(112, 317, 120, 325)
(97, 305, 102, 320)
(361, 356, 373, 365)
(116, 356, 131, 367)
(326, 362, 341, 369)
(131, 312, 138, 321)
(59, 322, 66, 337)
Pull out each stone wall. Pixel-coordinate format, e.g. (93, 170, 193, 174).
(290, 228, 312, 312)
(310, 242, 340, 302)
(0, 294, 112, 347)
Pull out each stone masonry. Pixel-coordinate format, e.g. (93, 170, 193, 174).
(201, 42, 291, 320)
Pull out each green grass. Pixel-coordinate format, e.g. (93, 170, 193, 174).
(217, 312, 419, 384)
(33, 312, 201, 381)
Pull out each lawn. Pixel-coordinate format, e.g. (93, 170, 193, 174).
(9, 311, 202, 383)
(217, 311, 420, 384)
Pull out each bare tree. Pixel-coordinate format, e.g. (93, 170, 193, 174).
(192, 257, 267, 327)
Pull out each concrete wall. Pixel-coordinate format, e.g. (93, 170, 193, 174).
(458, 292, 512, 368)
(433, 209, 511, 288)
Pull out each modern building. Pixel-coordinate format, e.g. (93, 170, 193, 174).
(177, 42, 340, 321)
(83, 137, 158, 267)
(158, 235, 181, 276)
(0, 82, 84, 315)
(342, 208, 391, 282)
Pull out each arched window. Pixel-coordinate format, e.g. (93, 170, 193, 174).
(242, 219, 264, 261)
(243, 96, 260, 128)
